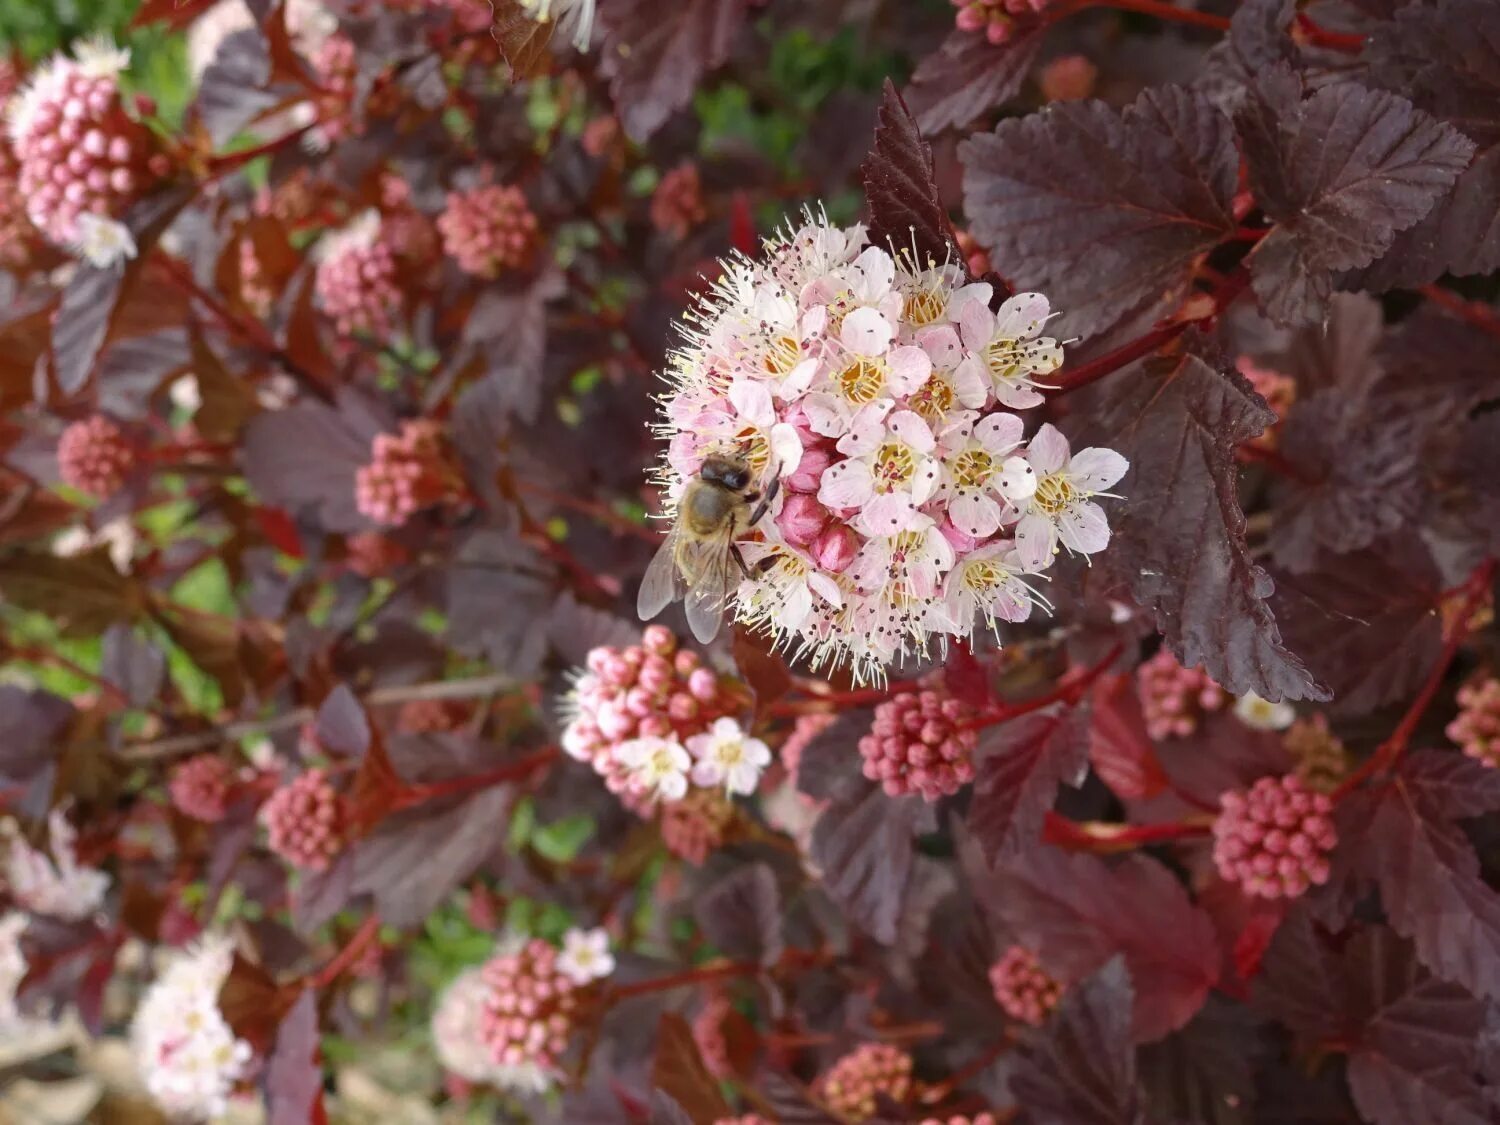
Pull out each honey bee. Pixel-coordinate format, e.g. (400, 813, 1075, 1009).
(637, 453, 780, 644)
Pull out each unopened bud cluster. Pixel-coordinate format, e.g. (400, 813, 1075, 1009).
(314, 212, 403, 338)
(57, 414, 135, 499)
(1448, 676, 1500, 768)
(259, 768, 348, 872)
(354, 419, 468, 526)
(858, 681, 978, 800)
(1137, 649, 1227, 740)
(988, 945, 1061, 1025)
(437, 182, 539, 278)
(816, 1043, 914, 1122)
(168, 754, 234, 823)
(952, 0, 1049, 44)
(1212, 774, 1336, 899)
(476, 938, 583, 1093)
(651, 162, 706, 240)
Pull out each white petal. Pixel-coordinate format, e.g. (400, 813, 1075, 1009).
(769, 423, 804, 477)
(779, 357, 820, 400)
(993, 381, 1047, 410)
(728, 378, 774, 426)
(955, 298, 994, 349)
(658, 772, 689, 801)
(1026, 423, 1070, 474)
(807, 571, 843, 607)
(1068, 447, 1130, 493)
(1014, 512, 1057, 571)
(975, 412, 1024, 454)
(1057, 501, 1111, 555)
(993, 292, 1051, 339)
(848, 245, 895, 302)
(950, 360, 990, 408)
(948, 490, 1002, 539)
(778, 580, 813, 629)
(863, 490, 917, 534)
(818, 460, 874, 508)
(841, 305, 894, 356)
(885, 345, 932, 396)
(802, 393, 851, 438)
(918, 324, 963, 369)
(910, 456, 941, 505)
(886, 409, 935, 453)
(996, 456, 1038, 502)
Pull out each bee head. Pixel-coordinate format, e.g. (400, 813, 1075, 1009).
(700, 453, 752, 491)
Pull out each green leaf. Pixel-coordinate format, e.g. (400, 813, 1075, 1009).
(532, 814, 595, 863)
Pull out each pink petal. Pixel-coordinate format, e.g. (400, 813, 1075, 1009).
(1058, 501, 1111, 555)
(949, 490, 1002, 539)
(976, 412, 1024, 453)
(886, 409, 935, 453)
(1068, 447, 1129, 492)
(993, 292, 1051, 339)
(818, 461, 873, 508)
(955, 298, 994, 349)
(1027, 423, 1070, 473)
(886, 345, 933, 395)
(841, 306, 893, 356)
(862, 490, 917, 534)
(1014, 512, 1057, 571)
(728, 379, 774, 425)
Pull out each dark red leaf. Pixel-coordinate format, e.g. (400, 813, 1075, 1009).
(598, 0, 749, 141)
(264, 989, 324, 1125)
(1235, 67, 1473, 324)
(192, 29, 284, 146)
(0, 547, 145, 637)
(313, 685, 372, 758)
(693, 863, 783, 967)
(1009, 958, 1147, 1125)
(1396, 749, 1500, 821)
(969, 704, 1091, 863)
(1087, 674, 1168, 801)
(650, 1014, 732, 1123)
(1138, 997, 1263, 1125)
(1086, 344, 1326, 703)
(990, 844, 1221, 1040)
(445, 526, 553, 679)
(809, 786, 921, 945)
(960, 86, 1236, 340)
(861, 80, 961, 273)
(904, 27, 1043, 136)
(491, 0, 556, 79)
(100, 625, 165, 708)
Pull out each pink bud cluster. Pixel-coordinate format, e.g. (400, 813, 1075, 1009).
(952, 0, 1048, 44)
(476, 938, 583, 1086)
(259, 768, 348, 872)
(309, 35, 357, 145)
(6, 39, 168, 250)
(693, 990, 733, 1078)
(816, 1043, 914, 1122)
(168, 754, 234, 823)
(1212, 775, 1336, 899)
(652, 212, 1126, 683)
(651, 161, 707, 240)
(920, 1117, 998, 1125)
(1447, 677, 1500, 768)
(988, 945, 1061, 1025)
(1284, 713, 1347, 793)
(0, 140, 39, 269)
(238, 237, 272, 317)
(1136, 649, 1227, 740)
(714, 1117, 773, 1125)
(1237, 357, 1297, 447)
(858, 682, 978, 800)
(57, 414, 135, 499)
(436, 181, 539, 279)
(314, 215, 403, 338)
(354, 419, 468, 527)
(561, 625, 747, 799)
(659, 788, 736, 864)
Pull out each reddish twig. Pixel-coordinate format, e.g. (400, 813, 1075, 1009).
(1293, 13, 1367, 53)
(1419, 284, 1500, 343)
(513, 477, 659, 544)
(767, 677, 924, 718)
(606, 949, 829, 1002)
(1333, 558, 1496, 799)
(393, 747, 559, 811)
(1042, 810, 1213, 853)
(312, 915, 381, 989)
(920, 1033, 1015, 1105)
(205, 124, 317, 176)
(959, 643, 1123, 732)
(1088, 0, 1231, 31)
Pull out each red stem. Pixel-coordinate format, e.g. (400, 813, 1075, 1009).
(607, 949, 829, 1002)
(1419, 285, 1500, 343)
(205, 124, 317, 176)
(960, 643, 1123, 732)
(1333, 559, 1496, 799)
(1087, 0, 1230, 31)
(312, 915, 380, 989)
(1294, 14, 1367, 54)
(1042, 811, 1213, 852)
(768, 678, 923, 718)
(513, 478, 659, 544)
(393, 747, 559, 810)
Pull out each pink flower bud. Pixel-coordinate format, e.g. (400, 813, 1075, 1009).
(811, 525, 858, 573)
(776, 493, 830, 547)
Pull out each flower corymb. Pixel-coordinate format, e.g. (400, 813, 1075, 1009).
(647, 211, 1126, 682)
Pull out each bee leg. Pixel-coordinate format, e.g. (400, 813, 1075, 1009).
(746, 474, 781, 527)
(730, 542, 754, 580)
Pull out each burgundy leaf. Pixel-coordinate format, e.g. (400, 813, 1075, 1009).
(693, 863, 783, 967)
(0, 687, 71, 791)
(0, 547, 145, 637)
(861, 80, 961, 273)
(1009, 958, 1147, 1125)
(1353, 0, 1500, 287)
(193, 28, 284, 146)
(1235, 68, 1474, 324)
(314, 684, 372, 758)
(1268, 540, 1442, 715)
(598, 0, 749, 141)
(992, 844, 1221, 1040)
(794, 710, 874, 805)
(1396, 749, 1500, 821)
(650, 1014, 732, 1123)
(1137, 997, 1263, 1125)
(960, 86, 1236, 340)
(1087, 674, 1168, 801)
(100, 625, 165, 708)
(969, 704, 1091, 863)
(445, 526, 553, 679)
(1087, 345, 1326, 703)
(904, 27, 1043, 136)
(264, 989, 323, 1125)
(648, 1090, 695, 1125)
(810, 786, 921, 945)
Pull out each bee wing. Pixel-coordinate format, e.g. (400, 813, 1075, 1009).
(637, 527, 688, 623)
(682, 532, 736, 645)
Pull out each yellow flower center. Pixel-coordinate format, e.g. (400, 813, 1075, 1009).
(904, 284, 947, 327)
(732, 425, 772, 471)
(872, 441, 916, 492)
(836, 357, 887, 404)
(763, 334, 801, 376)
(907, 375, 954, 425)
(1032, 473, 1075, 515)
(962, 560, 1005, 592)
(984, 338, 1029, 383)
(951, 448, 994, 488)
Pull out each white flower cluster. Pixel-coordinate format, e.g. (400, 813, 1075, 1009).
(1, 809, 110, 921)
(619, 717, 773, 803)
(0, 912, 29, 1032)
(652, 211, 1128, 682)
(130, 934, 253, 1119)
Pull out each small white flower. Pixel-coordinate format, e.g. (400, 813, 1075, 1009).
(2, 808, 110, 921)
(170, 374, 202, 415)
(70, 213, 137, 269)
(736, 542, 843, 634)
(73, 35, 132, 80)
(801, 303, 933, 438)
(687, 717, 773, 796)
(0, 912, 29, 1032)
(818, 405, 941, 536)
(936, 410, 1028, 540)
(955, 292, 1063, 410)
(616, 735, 691, 802)
(1012, 423, 1129, 571)
(520, 0, 597, 51)
(1234, 693, 1296, 732)
(556, 927, 615, 984)
(940, 544, 1046, 637)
